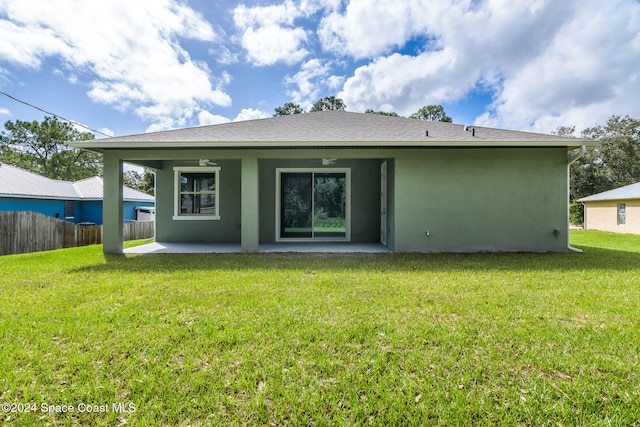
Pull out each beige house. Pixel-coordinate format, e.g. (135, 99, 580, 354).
(578, 182, 640, 234)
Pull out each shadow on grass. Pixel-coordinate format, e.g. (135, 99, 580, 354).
(73, 244, 640, 274)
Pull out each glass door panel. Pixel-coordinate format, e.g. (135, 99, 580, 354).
(281, 173, 312, 238)
(313, 173, 346, 238)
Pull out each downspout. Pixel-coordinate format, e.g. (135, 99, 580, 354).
(567, 145, 586, 165)
(567, 145, 586, 253)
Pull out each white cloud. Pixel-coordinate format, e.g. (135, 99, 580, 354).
(284, 59, 334, 109)
(319, 0, 434, 59)
(0, 0, 232, 131)
(475, 0, 640, 133)
(332, 0, 571, 114)
(208, 45, 239, 66)
(240, 25, 309, 66)
(233, 108, 269, 122)
(198, 110, 231, 126)
(233, 1, 300, 28)
(1, 0, 638, 136)
(339, 49, 476, 115)
(197, 108, 269, 126)
(233, 1, 312, 66)
(0, 18, 73, 67)
(231, 0, 351, 67)
(97, 128, 115, 138)
(0, 107, 10, 116)
(331, 0, 640, 132)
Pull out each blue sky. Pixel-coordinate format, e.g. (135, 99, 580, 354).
(1, 0, 639, 138)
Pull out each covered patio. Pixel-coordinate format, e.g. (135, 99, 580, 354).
(123, 242, 391, 254)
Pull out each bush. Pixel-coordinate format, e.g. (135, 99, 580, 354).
(570, 202, 584, 226)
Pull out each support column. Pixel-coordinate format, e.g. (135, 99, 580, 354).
(241, 155, 259, 252)
(103, 152, 123, 254)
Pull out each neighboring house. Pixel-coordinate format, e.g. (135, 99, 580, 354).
(71, 111, 588, 254)
(578, 182, 640, 234)
(0, 163, 154, 225)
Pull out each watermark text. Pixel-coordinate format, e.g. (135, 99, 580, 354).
(1, 402, 136, 414)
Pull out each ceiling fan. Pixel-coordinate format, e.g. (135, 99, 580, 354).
(182, 159, 218, 166)
(308, 158, 338, 166)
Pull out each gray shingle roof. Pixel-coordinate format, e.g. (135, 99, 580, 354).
(0, 163, 154, 201)
(578, 182, 640, 202)
(72, 111, 587, 150)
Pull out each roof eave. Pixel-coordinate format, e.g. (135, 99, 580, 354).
(71, 139, 591, 150)
(578, 196, 640, 203)
(0, 194, 81, 201)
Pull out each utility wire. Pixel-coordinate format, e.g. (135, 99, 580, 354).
(0, 90, 112, 138)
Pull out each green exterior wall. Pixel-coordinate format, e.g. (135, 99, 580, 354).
(154, 159, 242, 243)
(393, 148, 568, 252)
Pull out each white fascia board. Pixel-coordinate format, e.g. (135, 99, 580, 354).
(71, 139, 589, 150)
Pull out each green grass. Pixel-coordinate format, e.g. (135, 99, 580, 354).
(1, 231, 639, 426)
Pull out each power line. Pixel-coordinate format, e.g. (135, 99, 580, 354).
(0, 90, 112, 137)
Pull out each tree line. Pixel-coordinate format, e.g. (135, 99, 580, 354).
(0, 116, 101, 181)
(1, 100, 638, 211)
(275, 96, 452, 122)
(0, 116, 154, 194)
(561, 115, 640, 224)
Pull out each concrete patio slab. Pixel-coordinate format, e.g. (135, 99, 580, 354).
(124, 242, 241, 254)
(259, 243, 391, 253)
(124, 242, 390, 254)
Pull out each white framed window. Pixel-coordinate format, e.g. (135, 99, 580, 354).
(618, 203, 626, 225)
(173, 167, 220, 220)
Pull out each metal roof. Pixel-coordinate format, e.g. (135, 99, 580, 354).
(0, 163, 154, 201)
(578, 181, 640, 202)
(71, 110, 588, 150)
(0, 163, 77, 199)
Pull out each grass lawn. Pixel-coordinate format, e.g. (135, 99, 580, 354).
(1, 231, 639, 426)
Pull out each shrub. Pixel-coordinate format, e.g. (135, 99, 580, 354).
(570, 202, 584, 226)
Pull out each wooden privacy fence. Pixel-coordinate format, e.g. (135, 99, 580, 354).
(123, 220, 154, 242)
(0, 211, 154, 256)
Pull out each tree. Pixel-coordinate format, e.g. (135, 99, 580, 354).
(365, 109, 399, 117)
(570, 115, 640, 202)
(0, 116, 101, 180)
(273, 102, 304, 116)
(567, 115, 640, 225)
(310, 96, 346, 112)
(123, 169, 155, 195)
(409, 105, 453, 122)
(551, 125, 576, 138)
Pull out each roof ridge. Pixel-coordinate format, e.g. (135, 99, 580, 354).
(71, 181, 83, 198)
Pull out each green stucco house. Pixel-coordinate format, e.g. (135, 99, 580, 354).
(72, 111, 586, 254)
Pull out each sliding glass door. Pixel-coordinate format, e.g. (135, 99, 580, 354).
(278, 169, 350, 241)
